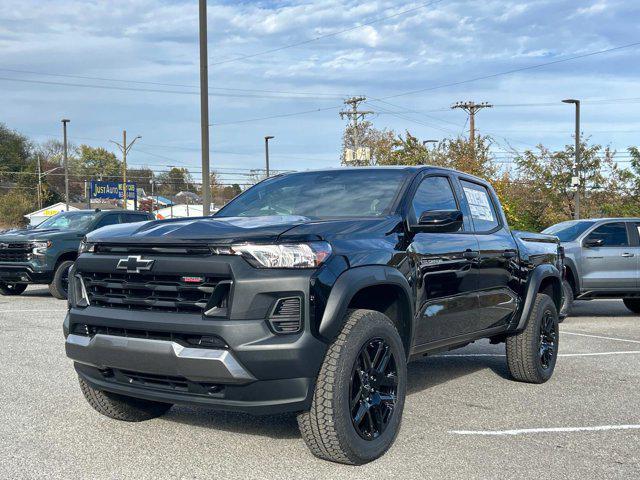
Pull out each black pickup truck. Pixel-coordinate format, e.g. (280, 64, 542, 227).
(64, 167, 563, 464)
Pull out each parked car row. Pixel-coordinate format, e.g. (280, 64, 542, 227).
(0, 166, 635, 465)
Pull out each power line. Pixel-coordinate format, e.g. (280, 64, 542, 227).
(377, 41, 640, 100)
(0, 75, 346, 101)
(209, 0, 445, 66)
(0, 67, 348, 98)
(209, 105, 341, 126)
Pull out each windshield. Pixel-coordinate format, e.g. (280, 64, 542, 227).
(36, 211, 97, 230)
(542, 220, 594, 242)
(217, 169, 410, 219)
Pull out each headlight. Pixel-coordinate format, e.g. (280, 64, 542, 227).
(31, 240, 51, 255)
(231, 242, 332, 268)
(78, 240, 96, 254)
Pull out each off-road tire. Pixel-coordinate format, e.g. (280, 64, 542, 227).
(0, 282, 28, 296)
(506, 293, 559, 384)
(48, 260, 74, 299)
(560, 279, 574, 318)
(623, 298, 640, 314)
(297, 309, 407, 465)
(79, 377, 172, 421)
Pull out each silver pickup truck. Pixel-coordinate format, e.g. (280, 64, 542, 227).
(543, 217, 640, 314)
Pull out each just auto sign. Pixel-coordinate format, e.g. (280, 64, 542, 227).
(90, 181, 137, 200)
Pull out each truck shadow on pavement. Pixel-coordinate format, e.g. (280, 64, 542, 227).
(163, 354, 509, 439)
(22, 287, 54, 298)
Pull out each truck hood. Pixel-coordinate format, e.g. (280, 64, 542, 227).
(0, 228, 84, 243)
(86, 215, 400, 245)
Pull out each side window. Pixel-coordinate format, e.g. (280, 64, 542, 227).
(411, 176, 458, 220)
(585, 222, 629, 247)
(94, 214, 121, 229)
(460, 180, 500, 232)
(122, 213, 148, 224)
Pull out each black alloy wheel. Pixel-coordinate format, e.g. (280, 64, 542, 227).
(539, 309, 557, 370)
(349, 338, 398, 441)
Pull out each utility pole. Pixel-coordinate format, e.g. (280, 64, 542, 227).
(563, 99, 581, 220)
(110, 130, 141, 211)
(199, 0, 211, 215)
(451, 101, 492, 159)
(264, 136, 274, 177)
(339, 96, 374, 165)
(61, 119, 70, 211)
(36, 155, 42, 209)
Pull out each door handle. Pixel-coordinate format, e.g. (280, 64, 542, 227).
(463, 250, 479, 260)
(621, 252, 635, 258)
(502, 250, 517, 259)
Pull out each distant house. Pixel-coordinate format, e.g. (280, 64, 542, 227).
(24, 202, 80, 226)
(155, 204, 218, 220)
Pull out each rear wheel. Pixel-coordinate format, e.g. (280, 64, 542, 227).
(78, 377, 172, 421)
(48, 260, 74, 299)
(0, 282, 27, 296)
(623, 298, 640, 314)
(297, 309, 407, 465)
(506, 293, 559, 384)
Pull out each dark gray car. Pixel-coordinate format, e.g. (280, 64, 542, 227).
(543, 218, 640, 314)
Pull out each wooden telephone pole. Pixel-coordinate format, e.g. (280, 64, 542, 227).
(451, 101, 493, 159)
(340, 97, 374, 165)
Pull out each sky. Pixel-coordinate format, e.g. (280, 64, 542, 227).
(1, 0, 639, 184)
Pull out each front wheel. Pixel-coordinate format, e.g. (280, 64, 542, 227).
(79, 377, 172, 421)
(506, 293, 559, 384)
(560, 279, 574, 318)
(297, 309, 407, 465)
(623, 298, 640, 314)
(0, 281, 27, 296)
(48, 260, 74, 299)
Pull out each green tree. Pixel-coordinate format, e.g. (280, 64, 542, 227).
(510, 139, 638, 231)
(156, 167, 194, 196)
(0, 190, 35, 228)
(340, 121, 396, 166)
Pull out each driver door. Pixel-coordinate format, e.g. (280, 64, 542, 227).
(581, 221, 636, 290)
(407, 174, 480, 346)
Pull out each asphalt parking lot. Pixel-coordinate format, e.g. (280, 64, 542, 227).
(1, 287, 639, 479)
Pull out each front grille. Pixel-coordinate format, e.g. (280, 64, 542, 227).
(102, 368, 224, 397)
(0, 243, 31, 262)
(96, 244, 214, 256)
(80, 271, 228, 313)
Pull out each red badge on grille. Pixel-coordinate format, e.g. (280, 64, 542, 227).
(181, 276, 204, 283)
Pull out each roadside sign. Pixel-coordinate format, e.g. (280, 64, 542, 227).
(90, 181, 137, 201)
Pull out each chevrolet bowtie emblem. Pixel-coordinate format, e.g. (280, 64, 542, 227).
(116, 255, 154, 273)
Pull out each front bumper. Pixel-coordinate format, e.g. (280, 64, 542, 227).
(0, 262, 52, 284)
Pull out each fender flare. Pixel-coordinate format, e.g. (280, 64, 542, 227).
(563, 256, 580, 294)
(318, 266, 414, 343)
(515, 264, 562, 331)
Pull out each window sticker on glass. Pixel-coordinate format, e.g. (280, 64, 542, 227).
(463, 187, 494, 222)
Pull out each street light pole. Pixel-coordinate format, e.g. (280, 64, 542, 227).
(61, 119, 70, 211)
(264, 136, 274, 177)
(199, 0, 211, 216)
(563, 99, 581, 220)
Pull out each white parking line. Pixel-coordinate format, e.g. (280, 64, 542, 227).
(437, 351, 640, 358)
(450, 424, 640, 436)
(563, 331, 640, 344)
(0, 309, 68, 313)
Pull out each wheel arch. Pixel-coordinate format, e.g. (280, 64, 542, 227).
(563, 256, 580, 295)
(318, 266, 414, 356)
(514, 264, 562, 331)
(54, 251, 78, 270)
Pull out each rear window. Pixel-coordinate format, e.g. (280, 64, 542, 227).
(460, 180, 499, 232)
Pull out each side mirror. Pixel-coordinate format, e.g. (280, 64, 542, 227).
(584, 237, 604, 248)
(411, 210, 463, 233)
